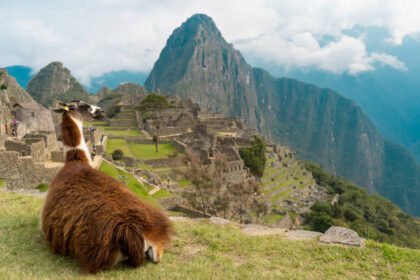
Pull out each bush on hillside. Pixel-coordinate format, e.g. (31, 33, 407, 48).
(112, 149, 124, 160)
(239, 135, 267, 177)
(304, 161, 420, 249)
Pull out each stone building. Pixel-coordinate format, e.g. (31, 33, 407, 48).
(12, 102, 55, 137)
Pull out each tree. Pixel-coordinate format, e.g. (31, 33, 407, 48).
(181, 152, 267, 222)
(138, 94, 169, 153)
(239, 135, 267, 176)
(112, 149, 124, 160)
(137, 93, 170, 111)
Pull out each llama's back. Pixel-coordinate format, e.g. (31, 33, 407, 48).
(42, 163, 172, 273)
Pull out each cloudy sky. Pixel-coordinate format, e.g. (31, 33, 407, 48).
(1, 0, 419, 85)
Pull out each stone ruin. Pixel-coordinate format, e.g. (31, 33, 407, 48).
(173, 123, 251, 184)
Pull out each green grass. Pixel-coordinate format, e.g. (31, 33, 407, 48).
(177, 178, 191, 188)
(128, 143, 175, 160)
(84, 121, 109, 127)
(151, 188, 173, 200)
(105, 140, 174, 161)
(0, 179, 4, 189)
(105, 139, 135, 158)
(99, 161, 157, 205)
(0, 191, 419, 279)
(104, 128, 143, 136)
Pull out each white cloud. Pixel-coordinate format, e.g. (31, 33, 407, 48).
(0, 0, 417, 84)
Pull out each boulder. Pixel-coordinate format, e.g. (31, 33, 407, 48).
(284, 230, 323, 240)
(320, 226, 365, 247)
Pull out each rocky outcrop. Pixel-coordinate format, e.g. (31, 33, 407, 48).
(27, 62, 92, 107)
(320, 226, 365, 247)
(0, 69, 35, 105)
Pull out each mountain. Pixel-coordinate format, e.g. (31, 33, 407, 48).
(88, 70, 148, 93)
(4, 65, 33, 89)
(146, 14, 263, 131)
(27, 62, 92, 107)
(0, 68, 36, 105)
(268, 27, 420, 162)
(96, 83, 147, 116)
(145, 14, 420, 216)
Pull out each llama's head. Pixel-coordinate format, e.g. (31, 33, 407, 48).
(53, 100, 104, 121)
(53, 101, 104, 151)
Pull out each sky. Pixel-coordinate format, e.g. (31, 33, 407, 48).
(1, 0, 420, 85)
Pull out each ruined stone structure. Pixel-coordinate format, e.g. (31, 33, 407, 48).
(173, 124, 251, 183)
(0, 149, 60, 189)
(12, 102, 55, 136)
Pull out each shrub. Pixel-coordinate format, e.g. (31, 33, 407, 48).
(112, 149, 124, 160)
(36, 183, 49, 192)
(239, 135, 266, 177)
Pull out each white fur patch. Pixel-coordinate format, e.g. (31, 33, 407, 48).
(68, 115, 92, 166)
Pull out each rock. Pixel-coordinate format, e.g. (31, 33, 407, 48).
(240, 224, 286, 236)
(209, 217, 231, 225)
(320, 226, 365, 247)
(276, 214, 293, 229)
(284, 230, 322, 240)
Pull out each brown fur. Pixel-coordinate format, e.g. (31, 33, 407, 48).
(41, 112, 172, 273)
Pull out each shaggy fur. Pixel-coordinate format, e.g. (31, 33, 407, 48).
(42, 108, 172, 273)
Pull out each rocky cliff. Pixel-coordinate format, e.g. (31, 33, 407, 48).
(145, 14, 420, 216)
(27, 62, 92, 107)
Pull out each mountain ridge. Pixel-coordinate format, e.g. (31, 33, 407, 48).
(145, 14, 420, 216)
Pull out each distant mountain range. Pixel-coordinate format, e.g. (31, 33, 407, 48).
(5, 66, 148, 94)
(145, 14, 420, 216)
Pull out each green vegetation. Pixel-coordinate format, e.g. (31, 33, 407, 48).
(99, 161, 156, 205)
(104, 128, 143, 136)
(239, 135, 266, 176)
(304, 162, 420, 249)
(128, 143, 174, 160)
(0, 179, 5, 188)
(112, 149, 124, 160)
(105, 139, 134, 157)
(106, 140, 174, 161)
(35, 183, 48, 192)
(1, 191, 419, 279)
(137, 93, 170, 111)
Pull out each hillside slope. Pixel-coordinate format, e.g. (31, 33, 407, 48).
(145, 14, 420, 216)
(0, 191, 419, 280)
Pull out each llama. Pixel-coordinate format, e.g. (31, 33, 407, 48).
(41, 101, 172, 273)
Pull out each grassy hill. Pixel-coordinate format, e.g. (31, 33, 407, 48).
(0, 191, 419, 279)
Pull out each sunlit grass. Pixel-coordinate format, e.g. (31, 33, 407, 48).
(0, 191, 419, 279)
(99, 161, 157, 205)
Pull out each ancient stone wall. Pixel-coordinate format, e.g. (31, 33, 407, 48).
(15, 108, 55, 133)
(172, 139, 187, 153)
(109, 119, 138, 127)
(0, 150, 60, 189)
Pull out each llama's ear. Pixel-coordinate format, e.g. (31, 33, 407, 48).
(53, 108, 66, 113)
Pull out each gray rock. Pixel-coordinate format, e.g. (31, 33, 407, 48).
(284, 230, 323, 240)
(320, 226, 365, 247)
